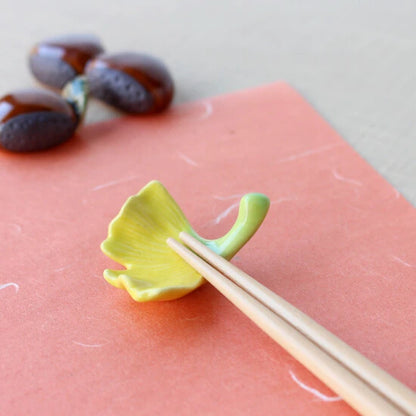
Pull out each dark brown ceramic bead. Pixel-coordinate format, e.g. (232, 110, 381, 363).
(85, 52, 174, 114)
(29, 34, 104, 89)
(0, 89, 78, 152)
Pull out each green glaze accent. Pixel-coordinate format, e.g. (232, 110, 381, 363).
(62, 75, 88, 124)
(101, 180, 269, 302)
(200, 193, 270, 259)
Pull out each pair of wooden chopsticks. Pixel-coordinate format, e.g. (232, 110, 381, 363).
(167, 232, 416, 416)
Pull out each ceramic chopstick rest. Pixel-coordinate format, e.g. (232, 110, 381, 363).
(101, 180, 270, 301)
(85, 52, 174, 114)
(29, 34, 104, 89)
(0, 80, 86, 152)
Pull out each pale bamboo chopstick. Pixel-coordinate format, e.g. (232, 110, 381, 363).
(167, 232, 416, 416)
(178, 232, 416, 414)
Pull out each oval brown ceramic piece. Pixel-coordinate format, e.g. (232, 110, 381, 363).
(85, 52, 174, 113)
(0, 89, 78, 152)
(29, 34, 104, 89)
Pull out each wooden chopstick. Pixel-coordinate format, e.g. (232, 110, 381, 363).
(167, 232, 416, 416)
(178, 232, 416, 414)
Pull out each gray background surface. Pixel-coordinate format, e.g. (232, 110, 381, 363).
(0, 0, 414, 204)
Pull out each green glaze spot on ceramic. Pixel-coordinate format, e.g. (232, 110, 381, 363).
(62, 75, 88, 123)
(101, 180, 269, 302)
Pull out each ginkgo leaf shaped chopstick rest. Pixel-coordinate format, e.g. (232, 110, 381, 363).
(101, 180, 270, 301)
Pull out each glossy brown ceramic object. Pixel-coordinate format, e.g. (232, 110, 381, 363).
(29, 34, 104, 89)
(0, 89, 78, 152)
(85, 52, 174, 113)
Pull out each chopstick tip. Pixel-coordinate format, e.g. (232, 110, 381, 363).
(166, 237, 176, 246)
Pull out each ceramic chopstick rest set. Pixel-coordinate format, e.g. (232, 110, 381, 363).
(0, 34, 174, 152)
(30, 35, 174, 113)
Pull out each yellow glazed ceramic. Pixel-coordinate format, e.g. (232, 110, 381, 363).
(101, 180, 269, 301)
